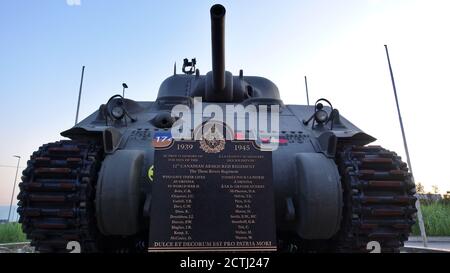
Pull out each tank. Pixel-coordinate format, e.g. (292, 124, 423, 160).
(17, 4, 416, 253)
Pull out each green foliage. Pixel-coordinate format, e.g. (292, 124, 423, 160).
(0, 223, 27, 244)
(412, 201, 450, 236)
(1, 204, 448, 243)
(416, 182, 425, 194)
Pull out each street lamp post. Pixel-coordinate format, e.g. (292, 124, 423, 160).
(384, 44, 428, 247)
(7, 155, 21, 223)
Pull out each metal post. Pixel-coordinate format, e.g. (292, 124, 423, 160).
(7, 155, 21, 223)
(304, 76, 310, 106)
(75, 65, 85, 125)
(384, 44, 428, 247)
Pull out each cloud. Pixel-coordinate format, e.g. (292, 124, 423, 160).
(66, 0, 81, 6)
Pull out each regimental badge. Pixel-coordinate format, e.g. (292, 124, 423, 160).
(152, 131, 173, 149)
(199, 124, 225, 153)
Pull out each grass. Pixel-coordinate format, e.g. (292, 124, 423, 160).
(0, 223, 27, 244)
(412, 201, 450, 236)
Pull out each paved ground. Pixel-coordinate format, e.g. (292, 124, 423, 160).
(0, 242, 34, 253)
(404, 236, 450, 252)
(1, 238, 449, 253)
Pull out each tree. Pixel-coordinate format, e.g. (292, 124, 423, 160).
(416, 182, 425, 194)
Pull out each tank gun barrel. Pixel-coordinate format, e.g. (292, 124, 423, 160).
(210, 4, 226, 92)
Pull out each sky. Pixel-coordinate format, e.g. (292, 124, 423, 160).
(0, 0, 449, 206)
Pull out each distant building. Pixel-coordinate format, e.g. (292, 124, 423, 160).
(0, 219, 8, 224)
(417, 193, 442, 202)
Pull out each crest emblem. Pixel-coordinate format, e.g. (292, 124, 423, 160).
(199, 124, 225, 153)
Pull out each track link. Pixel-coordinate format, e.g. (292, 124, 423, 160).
(334, 145, 417, 252)
(17, 140, 103, 253)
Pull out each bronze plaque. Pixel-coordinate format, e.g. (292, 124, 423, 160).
(148, 138, 276, 252)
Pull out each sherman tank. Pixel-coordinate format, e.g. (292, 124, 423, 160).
(17, 4, 416, 253)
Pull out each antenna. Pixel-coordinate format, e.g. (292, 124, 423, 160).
(384, 44, 428, 247)
(173, 62, 177, 75)
(304, 76, 310, 106)
(74, 65, 85, 125)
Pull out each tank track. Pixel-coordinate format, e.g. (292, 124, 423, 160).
(17, 140, 103, 253)
(334, 145, 417, 252)
(17, 142, 416, 253)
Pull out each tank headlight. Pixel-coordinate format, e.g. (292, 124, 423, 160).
(314, 109, 328, 123)
(111, 106, 125, 119)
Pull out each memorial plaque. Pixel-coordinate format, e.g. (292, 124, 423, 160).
(148, 137, 277, 252)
